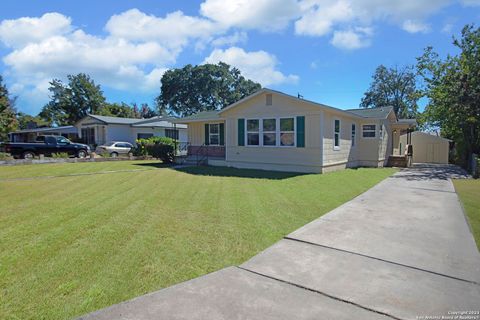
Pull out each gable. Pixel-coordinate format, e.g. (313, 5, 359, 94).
(220, 91, 345, 118)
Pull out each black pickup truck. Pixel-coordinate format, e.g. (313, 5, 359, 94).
(4, 135, 90, 159)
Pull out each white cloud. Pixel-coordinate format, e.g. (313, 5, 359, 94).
(200, 0, 300, 31)
(330, 27, 373, 50)
(203, 47, 299, 86)
(0, 9, 228, 111)
(402, 20, 431, 33)
(0, 12, 72, 48)
(295, 1, 354, 36)
(295, 0, 451, 43)
(211, 32, 248, 47)
(105, 9, 223, 52)
(460, 0, 480, 5)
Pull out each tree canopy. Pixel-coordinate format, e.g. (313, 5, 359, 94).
(0, 75, 17, 141)
(39, 73, 107, 126)
(360, 65, 420, 119)
(156, 62, 261, 117)
(97, 102, 157, 119)
(417, 24, 480, 165)
(17, 112, 51, 130)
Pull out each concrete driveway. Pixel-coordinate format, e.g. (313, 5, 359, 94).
(79, 165, 480, 320)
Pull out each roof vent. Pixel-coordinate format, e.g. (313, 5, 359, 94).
(266, 94, 272, 106)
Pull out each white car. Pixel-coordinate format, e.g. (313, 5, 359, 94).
(95, 141, 133, 157)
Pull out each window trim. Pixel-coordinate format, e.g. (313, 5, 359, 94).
(262, 118, 277, 147)
(279, 117, 296, 148)
(244, 117, 297, 148)
(362, 124, 377, 139)
(246, 119, 260, 146)
(333, 118, 341, 151)
(208, 123, 221, 146)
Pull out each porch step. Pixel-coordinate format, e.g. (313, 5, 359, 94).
(387, 155, 407, 167)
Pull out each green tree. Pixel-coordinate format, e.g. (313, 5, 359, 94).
(0, 75, 18, 141)
(39, 73, 106, 125)
(16, 112, 51, 130)
(156, 62, 261, 116)
(98, 102, 137, 118)
(360, 65, 420, 118)
(417, 24, 480, 166)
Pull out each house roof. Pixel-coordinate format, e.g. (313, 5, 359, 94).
(132, 120, 187, 129)
(80, 114, 186, 128)
(10, 125, 77, 134)
(397, 118, 417, 126)
(345, 106, 394, 119)
(174, 110, 221, 123)
(218, 88, 366, 119)
(87, 114, 141, 124)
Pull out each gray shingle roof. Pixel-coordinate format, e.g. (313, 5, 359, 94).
(174, 111, 221, 122)
(88, 114, 141, 124)
(345, 106, 394, 119)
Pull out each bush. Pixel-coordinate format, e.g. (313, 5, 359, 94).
(134, 136, 176, 163)
(0, 152, 12, 160)
(51, 152, 70, 159)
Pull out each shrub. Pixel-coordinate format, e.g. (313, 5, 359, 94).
(0, 152, 12, 160)
(51, 152, 70, 159)
(134, 136, 176, 163)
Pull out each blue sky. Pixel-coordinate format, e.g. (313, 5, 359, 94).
(0, 0, 479, 115)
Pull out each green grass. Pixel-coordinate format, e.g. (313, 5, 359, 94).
(0, 160, 164, 179)
(0, 163, 396, 319)
(453, 179, 480, 249)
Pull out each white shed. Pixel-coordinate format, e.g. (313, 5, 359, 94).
(400, 131, 450, 164)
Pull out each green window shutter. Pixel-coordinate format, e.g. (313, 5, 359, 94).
(204, 123, 209, 145)
(219, 123, 225, 146)
(296, 116, 305, 148)
(238, 118, 245, 146)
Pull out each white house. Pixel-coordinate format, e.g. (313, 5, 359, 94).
(75, 114, 187, 146)
(175, 88, 417, 173)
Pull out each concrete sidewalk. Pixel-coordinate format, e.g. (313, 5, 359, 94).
(79, 165, 480, 320)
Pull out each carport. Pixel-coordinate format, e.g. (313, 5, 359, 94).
(400, 131, 450, 164)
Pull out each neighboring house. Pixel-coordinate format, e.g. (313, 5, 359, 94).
(75, 114, 187, 146)
(175, 88, 417, 173)
(9, 126, 78, 142)
(400, 131, 450, 164)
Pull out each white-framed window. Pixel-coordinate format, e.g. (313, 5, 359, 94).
(379, 124, 383, 140)
(362, 124, 376, 138)
(334, 119, 340, 150)
(209, 123, 220, 145)
(262, 118, 276, 146)
(280, 118, 295, 147)
(246, 119, 260, 146)
(351, 123, 356, 147)
(244, 117, 296, 147)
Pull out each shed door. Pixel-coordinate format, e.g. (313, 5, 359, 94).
(426, 143, 444, 163)
(427, 143, 434, 162)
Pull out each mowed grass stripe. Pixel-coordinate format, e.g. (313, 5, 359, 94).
(0, 165, 396, 320)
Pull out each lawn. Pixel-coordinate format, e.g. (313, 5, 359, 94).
(0, 162, 396, 320)
(453, 179, 480, 249)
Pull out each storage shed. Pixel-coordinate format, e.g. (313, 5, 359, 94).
(400, 131, 450, 164)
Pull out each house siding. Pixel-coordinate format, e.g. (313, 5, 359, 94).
(220, 93, 323, 173)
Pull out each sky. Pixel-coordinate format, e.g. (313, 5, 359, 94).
(0, 0, 479, 115)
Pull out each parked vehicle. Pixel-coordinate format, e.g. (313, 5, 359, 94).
(4, 135, 90, 159)
(95, 141, 133, 157)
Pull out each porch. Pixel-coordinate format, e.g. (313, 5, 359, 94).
(388, 119, 416, 167)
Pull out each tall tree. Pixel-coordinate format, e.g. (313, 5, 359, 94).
(417, 24, 480, 166)
(0, 75, 18, 141)
(98, 103, 137, 118)
(360, 65, 420, 118)
(39, 73, 106, 125)
(156, 62, 261, 116)
(16, 112, 51, 130)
